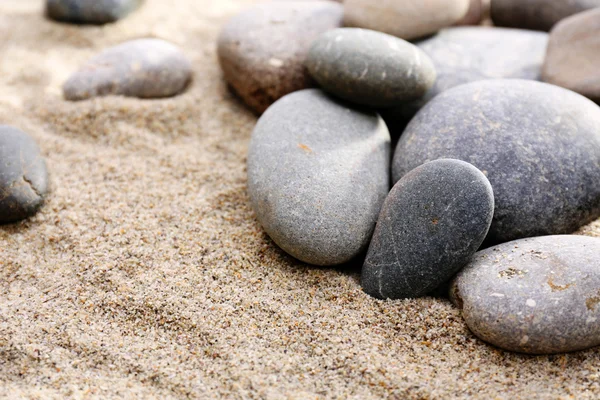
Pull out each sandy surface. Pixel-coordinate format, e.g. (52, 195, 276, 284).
(1, 0, 600, 398)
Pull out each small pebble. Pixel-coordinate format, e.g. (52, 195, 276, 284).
(63, 38, 192, 101)
(46, 0, 142, 24)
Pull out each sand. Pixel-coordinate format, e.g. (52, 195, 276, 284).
(1, 0, 599, 398)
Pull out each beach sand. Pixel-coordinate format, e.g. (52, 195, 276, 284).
(1, 0, 599, 398)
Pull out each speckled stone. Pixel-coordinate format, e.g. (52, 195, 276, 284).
(392, 79, 600, 244)
(247, 89, 390, 266)
(63, 39, 192, 101)
(542, 8, 600, 102)
(46, 0, 142, 24)
(217, 1, 343, 114)
(450, 235, 600, 354)
(343, 0, 470, 40)
(491, 0, 600, 31)
(362, 159, 494, 300)
(0, 126, 49, 224)
(305, 28, 436, 107)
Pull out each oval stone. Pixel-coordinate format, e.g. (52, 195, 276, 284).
(0, 126, 49, 223)
(63, 38, 192, 101)
(46, 0, 142, 24)
(362, 159, 494, 299)
(450, 235, 600, 354)
(343, 0, 470, 40)
(306, 28, 436, 107)
(392, 79, 600, 244)
(247, 89, 391, 266)
(217, 1, 343, 114)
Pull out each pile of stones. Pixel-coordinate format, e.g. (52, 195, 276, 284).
(218, 0, 600, 355)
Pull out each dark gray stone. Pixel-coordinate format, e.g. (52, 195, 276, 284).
(362, 159, 494, 299)
(63, 38, 192, 101)
(450, 235, 600, 354)
(392, 79, 600, 244)
(0, 126, 49, 224)
(305, 28, 436, 107)
(247, 89, 391, 266)
(46, 0, 142, 24)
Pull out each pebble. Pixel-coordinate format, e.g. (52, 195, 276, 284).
(491, 0, 600, 31)
(63, 39, 192, 101)
(217, 1, 343, 114)
(247, 89, 390, 266)
(46, 0, 142, 24)
(343, 0, 470, 40)
(362, 159, 494, 300)
(0, 126, 49, 224)
(392, 79, 600, 244)
(455, 0, 484, 26)
(450, 235, 600, 354)
(305, 28, 436, 107)
(542, 8, 600, 102)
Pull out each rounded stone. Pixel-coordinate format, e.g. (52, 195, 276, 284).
(217, 1, 343, 114)
(46, 0, 142, 24)
(343, 0, 470, 40)
(305, 28, 436, 107)
(542, 8, 600, 102)
(455, 0, 485, 26)
(0, 126, 49, 224)
(63, 39, 192, 101)
(362, 159, 494, 300)
(450, 235, 600, 354)
(491, 0, 600, 31)
(247, 89, 391, 266)
(392, 79, 600, 244)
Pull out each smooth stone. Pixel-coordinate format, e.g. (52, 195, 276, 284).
(491, 0, 600, 31)
(46, 0, 142, 24)
(343, 0, 470, 40)
(217, 1, 343, 114)
(0, 126, 49, 224)
(392, 79, 600, 244)
(362, 159, 494, 299)
(450, 235, 600, 354)
(542, 8, 600, 102)
(381, 27, 548, 135)
(247, 89, 391, 266)
(305, 28, 436, 107)
(63, 39, 192, 101)
(455, 0, 485, 26)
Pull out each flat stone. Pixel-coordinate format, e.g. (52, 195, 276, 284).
(46, 0, 142, 24)
(217, 1, 343, 114)
(392, 79, 600, 244)
(305, 28, 436, 107)
(247, 89, 390, 266)
(0, 126, 49, 224)
(63, 38, 192, 101)
(362, 159, 494, 299)
(542, 8, 600, 102)
(450, 235, 600, 354)
(343, 0, 470, 40)
(491, 0, 600, 31)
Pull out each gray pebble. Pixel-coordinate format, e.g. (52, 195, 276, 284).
(306, 28, 436, 107)
(0, 126, 49, 224)
(63, 38, 192, 101)
(362, 159, 494, 299)
(392, 79, 600, 244)
(247, 89, 391, 266)
(450, 235, 600, 354)
(46, 0, 142, 24)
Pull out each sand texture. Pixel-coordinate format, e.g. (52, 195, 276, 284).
(1, 0, 600, 398)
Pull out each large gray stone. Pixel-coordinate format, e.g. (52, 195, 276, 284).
(0, 126, 49, 224)
(450, 235, 600, 354)
(46, 0, 142, 24)
(305, 28, 436, 107)
(247, 89, 391, 266)
(392, 79, 600, 244)
(362, 159, 494, 299)
(63, 39, 192, 101)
